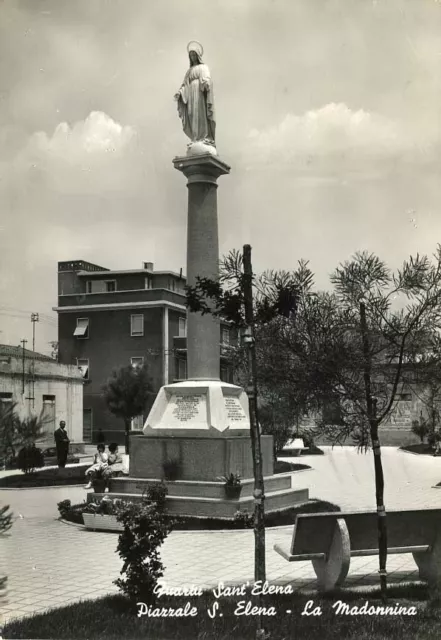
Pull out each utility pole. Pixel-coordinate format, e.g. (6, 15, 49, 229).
(31, 313, 39, 408)
(20, 339, 27, 396)
(242, 244, 266, 640)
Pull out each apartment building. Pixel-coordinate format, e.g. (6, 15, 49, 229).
(54, 260, 235, 443)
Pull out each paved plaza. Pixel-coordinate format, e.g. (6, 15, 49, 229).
(1, 446, 441, 626)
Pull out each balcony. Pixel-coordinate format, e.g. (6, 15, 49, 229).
(57, 288, 185, 308)
(172, 336, 237, 359)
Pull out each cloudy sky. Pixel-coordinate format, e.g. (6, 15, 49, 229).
(0, 0, 440, 353)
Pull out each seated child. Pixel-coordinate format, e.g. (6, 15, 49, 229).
(84, 443, 108, 489)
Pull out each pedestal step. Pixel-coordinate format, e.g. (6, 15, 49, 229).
(110, 474, 292, 499)
(89, 486, 309, 518)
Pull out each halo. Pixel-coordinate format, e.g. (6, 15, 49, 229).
(187, 40, 204, 56)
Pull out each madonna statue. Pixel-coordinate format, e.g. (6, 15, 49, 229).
(174, 42, 216, 151)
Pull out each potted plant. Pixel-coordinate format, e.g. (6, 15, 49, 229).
(82, 497, 125, 532)
(219, 472, 242, 499)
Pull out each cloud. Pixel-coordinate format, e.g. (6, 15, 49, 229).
(247, 103, 427, 167)
(10, 111, 140, 195)
(30, 111, 135, 158)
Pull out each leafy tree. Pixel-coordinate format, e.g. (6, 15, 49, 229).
(316, 247, 441, 600)
(406, 332, 441, 449)
(0, 403, 46, 467)
(0, 402, 18, 466)
(102, 364, 155, 454)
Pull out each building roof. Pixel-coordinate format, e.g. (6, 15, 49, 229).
(76, 269, 186, 279)
(0, 344, 54, 362)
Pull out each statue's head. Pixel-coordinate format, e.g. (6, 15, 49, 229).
(187, 41, 204, 66)
(189, 50, 202, 66)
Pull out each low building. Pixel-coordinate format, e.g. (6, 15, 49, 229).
(54, 260, 236, 444)
(0, 344, 84, 448)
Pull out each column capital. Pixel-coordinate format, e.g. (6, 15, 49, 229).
(173, 154, 231, 185)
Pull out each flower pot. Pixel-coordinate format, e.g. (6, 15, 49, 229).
(92, 480, 106, 493)
(224, 485, 242, 500)
(82, 513, 124, 532)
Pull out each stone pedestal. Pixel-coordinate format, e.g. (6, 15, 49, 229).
(134, 379, 269, 481)
(130, 434, 274, 481)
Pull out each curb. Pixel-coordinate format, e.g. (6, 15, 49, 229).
(0, 484, 87, 491)
(58, 499, 327, 535)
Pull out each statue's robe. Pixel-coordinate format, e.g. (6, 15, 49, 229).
(177, 62, 216, 144)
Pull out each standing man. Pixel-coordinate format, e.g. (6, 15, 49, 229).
(54, 420, 70, 468)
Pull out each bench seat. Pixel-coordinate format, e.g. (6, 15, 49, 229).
(274, 509, 441, 591)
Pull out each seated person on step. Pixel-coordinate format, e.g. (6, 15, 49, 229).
(102, 443, 127, 481)
(84, 443, 108, 489)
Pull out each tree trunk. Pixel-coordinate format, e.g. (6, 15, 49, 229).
(359, 302, 388, 601)
(124, 418, 130, 455)
(243, 245, 266, 640)
(371, 413, 388, 603)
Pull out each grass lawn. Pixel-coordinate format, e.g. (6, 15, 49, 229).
(4, 584, 440, 640)
(400, 444, 436, 456)
(273, 460, 310, 473)
(0, 465, 90, 488)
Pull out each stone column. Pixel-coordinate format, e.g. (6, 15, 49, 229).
(173, 154, 230, 381)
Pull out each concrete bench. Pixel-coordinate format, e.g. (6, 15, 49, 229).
(274, 508, 441, 591)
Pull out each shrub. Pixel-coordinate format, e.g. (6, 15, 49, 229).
(145, 481, 168, 511)
(233, 510, 254, 528)
(57, 499, 72, 519)
(0, 504, 13, 595)
(411, 419, 429, 444)
(114, 499, 173, 604)
(17, 445, 44, 474)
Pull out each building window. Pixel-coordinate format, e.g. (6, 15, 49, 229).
(77, 358, 89, 380)
(178, 317, 187, 337)
(131, 314, 144, 337)
(86, 281, 92, 293)
(398, 393, 412, 402)
(221, 327, 230, 345)
(175, 358, 187, 380)
(0, 392, 13, 405)
(220, 366, 228, 382)
(131, 356, 144, 369)
(105, 280, 116, 292)
(74, 318, 89, 339)
(131, 414, 144, 430)
(42, 395, 56, 431)
(145, 277, 153, 290)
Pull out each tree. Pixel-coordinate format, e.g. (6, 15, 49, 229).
(0, 402, 46, 467)
(102, 364, 155, 454)
(407, 332, 441, 449)
(0, 401, 18, 466)
(315, 248, 441, 600)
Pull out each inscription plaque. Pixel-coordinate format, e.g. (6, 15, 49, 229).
(172, 395, 203, 422)
(161, 393, 207, 428)
(224, 395, 248, 425)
